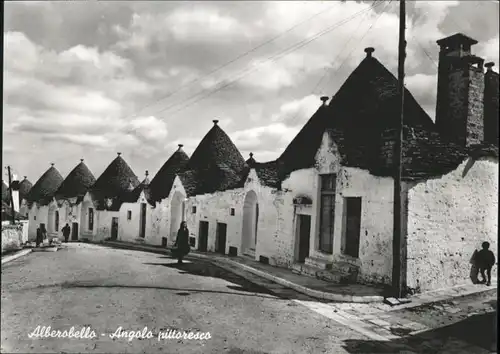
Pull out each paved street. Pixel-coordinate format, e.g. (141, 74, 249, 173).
(1, 244, 497, 354)
(1, 244, 367, 354)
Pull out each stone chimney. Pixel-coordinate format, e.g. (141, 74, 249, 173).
(435, 33, 485, 146)
(484, 62, 499, 145)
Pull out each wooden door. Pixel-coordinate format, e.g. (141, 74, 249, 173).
(198, 221, 209, 252)
(71, 223, 78, 241)
(111, 217, 119, 240)
(139, 203, 146, 238)
(344, 197, 362, 258)
(298, 215, 311, 263)
(216, 223, 227, 255)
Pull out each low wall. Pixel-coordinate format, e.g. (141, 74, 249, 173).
(2, 224, 24, 254)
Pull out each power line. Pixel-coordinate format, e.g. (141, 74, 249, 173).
(283, 0, 381, 127)
(119, 2, 341, 120)
(312, 1, 379, 95)
(287, 0, 392, 127)
(152, 1, 387, 119)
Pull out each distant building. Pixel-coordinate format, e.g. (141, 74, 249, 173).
(26, 164, 64, 241)
(81, 153, 140, 242)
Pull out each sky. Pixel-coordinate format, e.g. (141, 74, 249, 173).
(2, 0, 499, 184)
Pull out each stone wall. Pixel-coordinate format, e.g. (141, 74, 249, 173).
(2, 224, 23, 254)
(466, 67, 485, 145)
(484, 70, 499, 145)
(406, 158, 498, 292)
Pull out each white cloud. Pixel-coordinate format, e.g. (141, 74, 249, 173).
(478, 36, 500, 65)
(231, 123, 300, 152)
(127, 116, 169, 142)
(167, 7, 250, 42)
(271, 94, 322, 125)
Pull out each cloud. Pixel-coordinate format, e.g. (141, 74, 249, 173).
(405, 73, 437, 119)
(478, 36, 500, 65)
(231, 123, 300, 154)
(271, 94, 322, 125)
(127, 116, 169, 143)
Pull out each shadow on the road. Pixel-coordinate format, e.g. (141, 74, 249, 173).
(342, 311, 497, 354)
(144, 259, 280, 298)
(54, 281, 277, 300)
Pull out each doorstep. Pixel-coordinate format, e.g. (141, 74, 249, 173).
(99, 240, 385, 303)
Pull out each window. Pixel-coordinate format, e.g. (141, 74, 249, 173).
(55, 211, 59, 232)
(318, 174, 336, 254)
(88, 208, 94, 231)
(192, 206, 197, 214)
(127, 211, 132, 220)
(230, 208, 235, 216)
(34, 215, 36, 221)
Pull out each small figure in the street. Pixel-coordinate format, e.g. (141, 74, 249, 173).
(40, 224, 48, 244)
(476, 241, 495, 286)
(35, 225, 43, 247)
(62, 223, 71, 243)
(173, 221, 190, 265)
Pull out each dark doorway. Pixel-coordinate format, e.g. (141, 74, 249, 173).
(344, 197, 362, 258)
(215, 223, 227, 255)
(297, 215, 311, 263)
(139, 203, 146, 238)
(111, 217, 119, 240)
(198, 221, 209, 252)
(71, 223, 78, 241)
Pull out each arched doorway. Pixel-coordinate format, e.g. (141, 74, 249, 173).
(170, 191, 185, 241)
(242, 190, 259, 255)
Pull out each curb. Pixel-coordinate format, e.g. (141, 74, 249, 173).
(102, 241, 384, 303)
(1, 249, 32, 265)
(212, 257, 384, 303)
(392, 283, 498, 311)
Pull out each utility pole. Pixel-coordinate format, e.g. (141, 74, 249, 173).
(7, 166, 16, 225)
(392, 0, 406, 299)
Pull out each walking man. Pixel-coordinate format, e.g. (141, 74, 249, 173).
(35, 225, 42, 247)
(62, 223, 71, 243)
(477, 241, 496, 286)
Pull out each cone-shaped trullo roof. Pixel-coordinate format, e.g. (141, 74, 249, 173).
(126, 170, 153, 204)
(18, 177, 33, 202)
(55, 159, 96, 201)
(148, 144, 189, 203)
(90, 153, 140, 210)
(178, 120, 248, 196)
(26, 163, 64, 205)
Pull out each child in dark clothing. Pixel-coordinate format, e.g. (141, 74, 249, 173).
(476, 241, 496, 286)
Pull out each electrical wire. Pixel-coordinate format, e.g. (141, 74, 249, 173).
(118, 2, 342, 121)
(149, 0, 387, 119)
(287, 0, 393, 127)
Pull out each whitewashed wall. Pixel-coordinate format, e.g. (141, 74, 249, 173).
(80, 193, 98, 241)
(27, 204, 48, 241)
(118, 192, 155, 244)
(19, 199, 29, 218)
(150, 201, 169, 246)
(406, 158, 499, 292)
(56, 199, 84, 240)
(94, 210, 118, 242)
